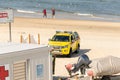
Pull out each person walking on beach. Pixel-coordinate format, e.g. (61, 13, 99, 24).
(43, 9, 47, 18)
(51, 8, 55, 18)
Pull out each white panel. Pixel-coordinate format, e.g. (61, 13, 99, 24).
(31, 56, 49, 80)
(0, 64, 10, 80)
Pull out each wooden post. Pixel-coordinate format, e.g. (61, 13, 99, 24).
(52, 55, 56, 75)
(38, 34, 40, 44)
(9, 22, 12, 42)
(28, 34, 31, 44)
(20, 34, 23, 43)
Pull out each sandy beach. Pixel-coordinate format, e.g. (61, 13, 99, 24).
(0, 17, 120, 78)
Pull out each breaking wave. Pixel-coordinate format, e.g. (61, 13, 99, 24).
(17, 9, 36, 14)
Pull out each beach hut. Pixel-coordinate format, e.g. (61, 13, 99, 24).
(0, 43, 52, 80)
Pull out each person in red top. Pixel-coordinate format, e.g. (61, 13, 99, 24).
(51, 8, 55, 18)
(43, 9, 47, 18)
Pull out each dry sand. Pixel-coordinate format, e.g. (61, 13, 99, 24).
(0, 17, 120, 77)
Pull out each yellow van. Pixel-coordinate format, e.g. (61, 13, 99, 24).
(49, 31, 80, 57)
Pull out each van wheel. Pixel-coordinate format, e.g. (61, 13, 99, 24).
(75, 44, 80, 53)
(67, 49, 72, 58)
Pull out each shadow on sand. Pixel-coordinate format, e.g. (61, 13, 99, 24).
(72, 49, 91, 58)
(55, 49, 91, 58)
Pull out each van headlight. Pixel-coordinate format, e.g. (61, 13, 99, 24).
(61, 45, 68, 48)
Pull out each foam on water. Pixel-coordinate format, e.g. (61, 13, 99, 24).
(0, 0, 120, 21)
(17, 9, 36, 14)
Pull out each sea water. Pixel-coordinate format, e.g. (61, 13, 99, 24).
(0, 0, 120, 22)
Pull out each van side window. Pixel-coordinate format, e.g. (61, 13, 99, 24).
(73, 35, 75, 40)
(71, 36, 73, 41)
(71, 35, 75, 41)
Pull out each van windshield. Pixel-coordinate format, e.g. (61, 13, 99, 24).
(52, 35, 69, 42)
